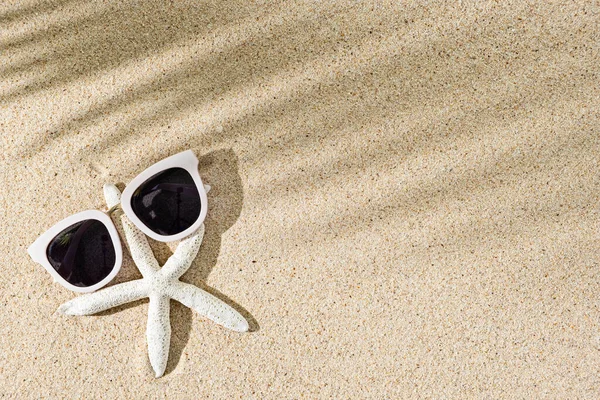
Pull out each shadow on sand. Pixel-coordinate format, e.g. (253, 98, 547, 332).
(94, 147, 257, 375)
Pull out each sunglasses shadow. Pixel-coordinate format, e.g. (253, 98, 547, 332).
(169, 148, 258, 375)
(98, 148, 257, 375)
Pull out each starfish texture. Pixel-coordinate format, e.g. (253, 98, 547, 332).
(57, 184, 249, 377)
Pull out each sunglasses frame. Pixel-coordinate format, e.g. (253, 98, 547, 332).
(27, 210, 123, 293)
(120, 150, 208, 242)
(29, 150, 208, 293)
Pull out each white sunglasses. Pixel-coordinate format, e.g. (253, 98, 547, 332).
(28, 150, 208, 293)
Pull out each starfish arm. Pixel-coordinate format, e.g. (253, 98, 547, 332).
(168, 282, 249, 332)
(147, 294, 171, 378)
(57, 280, 148, 315)
(103, 184, 122, 208)
(160, 224, 205, 280)
(121, 217, 160, 277)
(104, 183, 159, 277)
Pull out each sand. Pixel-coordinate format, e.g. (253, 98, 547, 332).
(1, 0, 599, 398)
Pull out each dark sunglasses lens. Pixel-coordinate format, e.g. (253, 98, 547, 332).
(46, 219, 116, 287)
(130, 167, 201, 236)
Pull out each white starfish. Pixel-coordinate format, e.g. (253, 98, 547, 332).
(57, 184, 249, 377)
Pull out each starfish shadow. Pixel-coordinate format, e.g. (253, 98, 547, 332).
(89, 148, 257, 375)
(164, 148, 258, 374)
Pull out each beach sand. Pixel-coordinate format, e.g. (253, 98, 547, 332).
(1, 0, 599, 397)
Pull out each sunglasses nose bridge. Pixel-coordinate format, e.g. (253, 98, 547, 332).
(105, 203, 122, 216)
